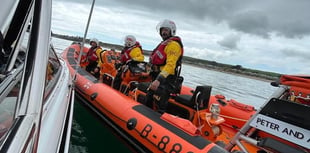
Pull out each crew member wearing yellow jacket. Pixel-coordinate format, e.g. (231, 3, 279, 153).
(85, 38, 103, 78)
(146, 19, 184, 113)
(120, 35, 144, 64)
(113, 35, 145, 90)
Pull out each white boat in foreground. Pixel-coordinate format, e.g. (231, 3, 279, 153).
(0, 0, 74, 152)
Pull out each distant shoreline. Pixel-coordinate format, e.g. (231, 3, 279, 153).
(52, 33, 281, 82)
(184, 62, 274, 82)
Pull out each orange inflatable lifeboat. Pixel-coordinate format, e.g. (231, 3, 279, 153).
(62, 43, 232, 152)
(63, 43, 279, 152)
(63, 43, 310, 153)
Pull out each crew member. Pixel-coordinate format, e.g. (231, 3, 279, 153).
(85, 38, 103, 78)
(113, 35, 144, 90)
(145, 19, 183, 114)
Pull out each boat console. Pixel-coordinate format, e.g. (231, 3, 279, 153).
(226, 84, 310, 153)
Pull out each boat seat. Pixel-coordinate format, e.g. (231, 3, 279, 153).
(102, 73, 114, 86)
(137, 82, 151, 93)
(174, 86, 212, 110)
(136, 76, 183, 93)
(128, 61, 148, 74)
(171, 76, 184, 95)
(174, 94, 192, 107)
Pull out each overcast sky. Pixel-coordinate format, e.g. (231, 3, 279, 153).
(52, 0, 310, 74)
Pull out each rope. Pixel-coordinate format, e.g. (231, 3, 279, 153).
(219, 114, 248, 122)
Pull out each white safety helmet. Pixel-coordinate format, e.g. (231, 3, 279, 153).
(156, 19, 176, 36)
(124, 35, 136, 47)
(90, 38, 99, 46)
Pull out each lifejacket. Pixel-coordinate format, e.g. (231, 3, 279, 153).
(99, 50, 115, 64)
(121, 42, 143, 63)
(150, 36, 183, 66)
(87, 46, 101, 62)
(99, 50, 117, 77)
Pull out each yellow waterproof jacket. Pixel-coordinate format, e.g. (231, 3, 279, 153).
(95, 47, 104, 67)
(129, 47, 144, 62)
(159, 40, 182, 78)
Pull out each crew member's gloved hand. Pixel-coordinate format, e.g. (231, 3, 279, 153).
(149, 79, 160, 91)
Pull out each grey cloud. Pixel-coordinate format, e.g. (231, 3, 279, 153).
(217, 34, 241, 49)
(265, 1, 310, 38)
(228, 10, 270, 38)
(274, 19, 310, 39)
(58, 0, 310, 39)
(104, 0, 240, 21)
(281, 48, 310, 60)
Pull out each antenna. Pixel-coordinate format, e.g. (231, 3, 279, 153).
(73, 0, 96, 82)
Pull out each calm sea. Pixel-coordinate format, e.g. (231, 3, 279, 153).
(52, 37, 277, 153)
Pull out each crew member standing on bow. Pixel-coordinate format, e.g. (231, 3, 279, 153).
(112, 35, 144, 90)
(85, 38, 103, 78)
(145, 19, 183, 113)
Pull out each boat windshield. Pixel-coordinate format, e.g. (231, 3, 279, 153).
(0, 3, 29, 141)
(0, 83, 19, 143)
(0, 33, 26, 144)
